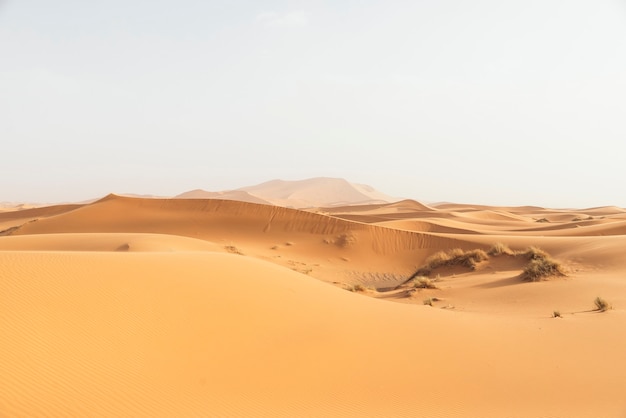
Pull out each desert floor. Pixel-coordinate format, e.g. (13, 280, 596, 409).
(1, 195, 625, 417)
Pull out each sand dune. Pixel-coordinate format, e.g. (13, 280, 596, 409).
(238, 177, 400, 208)
(1, 193, 626, 417)
(174, 189, 273, 205)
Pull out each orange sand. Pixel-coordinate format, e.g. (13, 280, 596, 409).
(1, 193, 626, 417)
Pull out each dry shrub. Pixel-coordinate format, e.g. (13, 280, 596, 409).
(519, 246, 550, 260)
(413, 276, 438, 289)
(594, 297, 611, 312)
(335, 233, 357, 248)
(520, 247, 565, 281)
(224, 245, 244, 255)
(417, 248, 489, 276)
(488, 242, 514, 256)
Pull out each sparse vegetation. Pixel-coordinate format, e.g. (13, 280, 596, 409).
(423, 297, 441, 306)
(553, 310, 562, 318)
(520, 247, 565, 281)
(488, 242, 513, 256)
(416, 248, 489, 276)
(519, 246, 550, 260)
(594, 296, 611, 312)
(405, 244, 566, 288)
(413, 276, 438, 289)
(353, 284, 366, 292)
(224, 245, 244, 255)
(536, 218, 550, 223)
(335, 233, 357, 248)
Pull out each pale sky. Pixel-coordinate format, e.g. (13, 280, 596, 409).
(2, 1, 626, 208)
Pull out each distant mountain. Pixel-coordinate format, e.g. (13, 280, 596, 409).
(174, 178, 401, 208)
(237, 177, 401, 208)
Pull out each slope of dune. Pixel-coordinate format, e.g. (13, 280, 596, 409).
(0, 233, 223, 252)
(174, 189, 273, 205)
(8, 194, 476, 286)
(1, 250, 625, 417)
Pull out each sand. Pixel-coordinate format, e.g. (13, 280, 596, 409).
(1, 194, 626, 417)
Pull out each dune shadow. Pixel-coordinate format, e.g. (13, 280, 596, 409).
(473, 274, 525, 289)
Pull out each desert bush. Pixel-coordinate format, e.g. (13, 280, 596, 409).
(417, 248, 489, 276)
(519, 246, 550, 260)
(521, 258, 565, 281)
(413, 276, 438, 289)
(594, 297, 611, 312)
(353, 284, 366, 292)
(423, 298, 433, 306)
(553, 310, 562, 318)
(519, 246, 565, 281)
(335, 233, 357, 248)
(488, 242, 514, 256)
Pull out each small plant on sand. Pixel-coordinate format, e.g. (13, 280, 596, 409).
(519, 247, 565, 282)
(423, 297, 433, 306)
(353, 284, 366, 292)
(552, 310, 562, 318)
(224, 245, 244, 255)
(519, 246, 550, 260)
(594, 297, 611, 312)
(488, 242, 514, 256)
(416, 248, 489, 276)
(413, 276, 438, 289)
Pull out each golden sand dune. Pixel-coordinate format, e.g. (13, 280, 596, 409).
(1, 251, 625, 417)
(174, 189, 273, 205)
(0, 233, 222, 252)
(1, 193, 626, 417)
(7, 194, 478, 284)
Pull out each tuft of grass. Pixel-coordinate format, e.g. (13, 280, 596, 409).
(335, 233, 357, 248)
(519, 246, 550, 260)
(413, 276, 438, 289)
(353, 284, 366, 292)
(519, 247, 565, 281)
(423, 297, 433, 306)
(417, 248, 489, 276)
(521, 258, 565, 281)
(488, 242, 514, 256)
(552, 310, 562, 318)
(594, 296, 611, 312)
(224, 245, 244, 255)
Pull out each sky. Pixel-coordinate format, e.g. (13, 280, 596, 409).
(2, 0, 626, 208)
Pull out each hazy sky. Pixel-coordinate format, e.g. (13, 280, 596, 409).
(2, 1, 626, 207)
